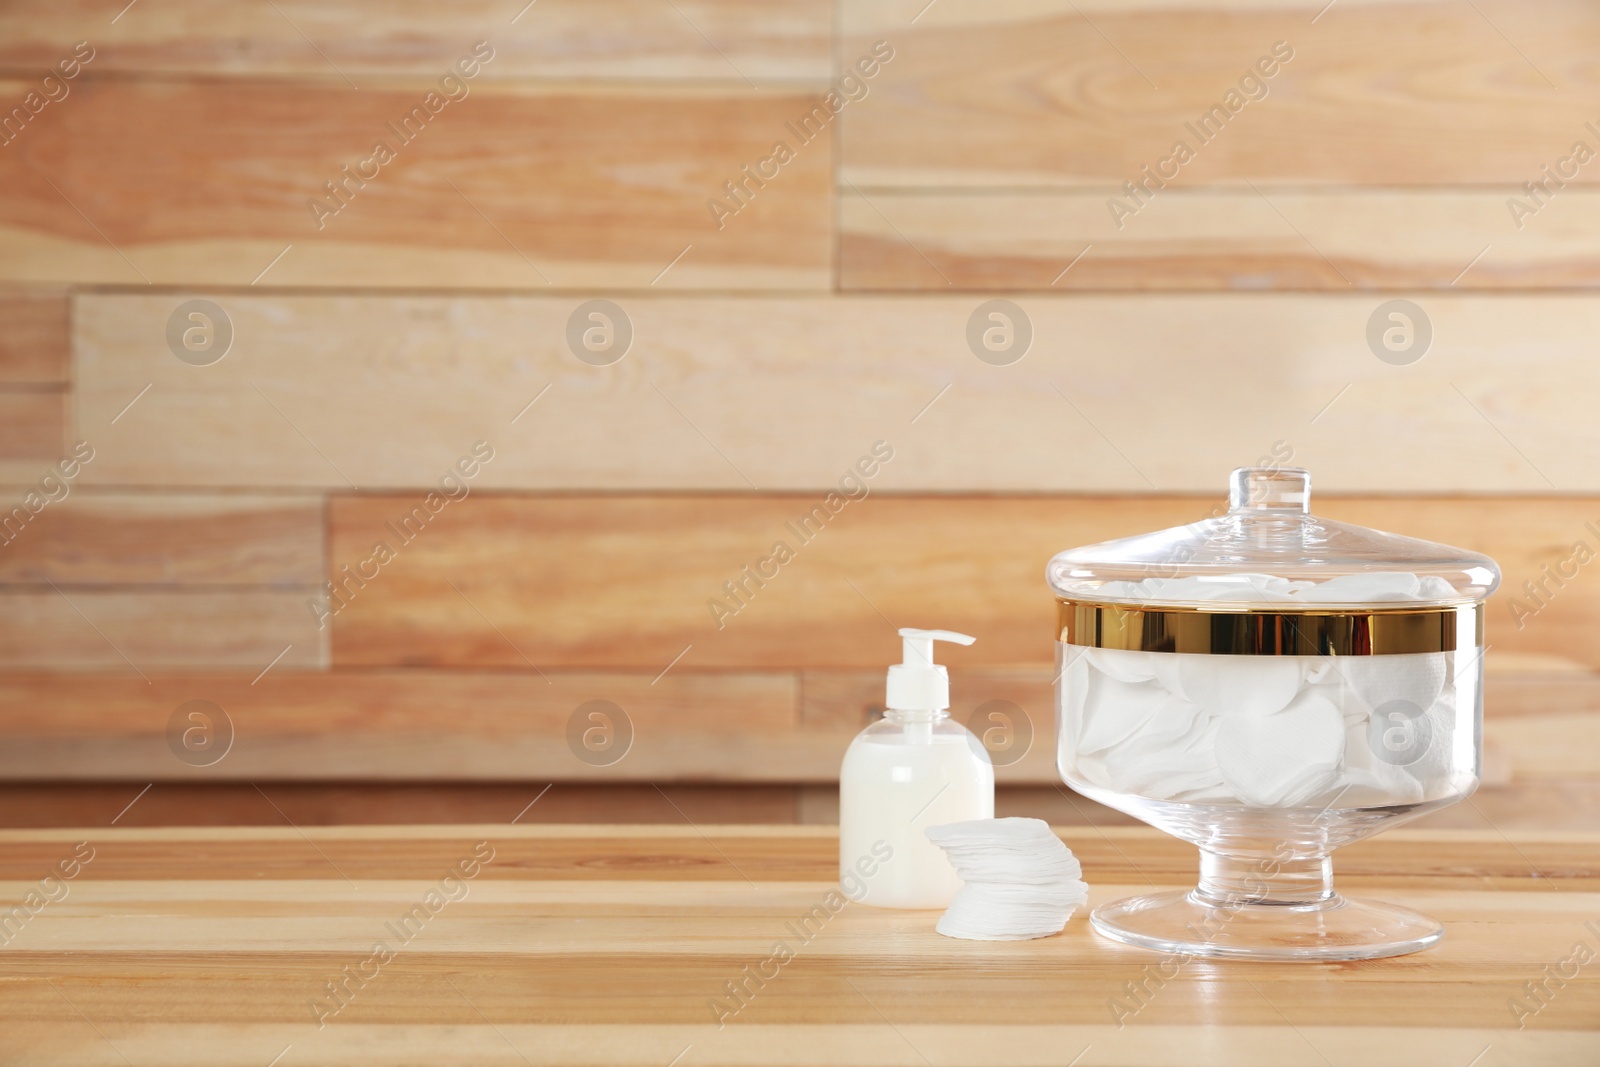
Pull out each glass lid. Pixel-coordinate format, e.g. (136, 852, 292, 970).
(1046, 467, 1500, 609)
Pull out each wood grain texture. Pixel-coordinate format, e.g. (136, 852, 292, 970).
(53, 779, 1591, 832)
(0, 666, 1041, 784)
(0, 826, 1594, 1065)
(1, 1016, 1594, 1065)
(327, 494, 1600, 670)
(0, 492, 322, 585)
(0, 591, 325, 671)
(0, 782, 1134, 828)
(0, 389, 64, 459)
(0, 291, 68, 383)
(75, 292, 1600, 492)
(0, 81, 832, 289)
(0, 0, 832, 82)
(842, 0, 1600, 187)
(0, 670, 801, 782)
(0, 782, 812, 828)
(0, 782, 1151, 828)
(841, 190, 1600, 290)
(324, 493, 1083, 669)
(0, 823, 1586, 886)
(0, 666, 1588, 786)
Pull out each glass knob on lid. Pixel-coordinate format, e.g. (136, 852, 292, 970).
(1230, 466, 1310, 513)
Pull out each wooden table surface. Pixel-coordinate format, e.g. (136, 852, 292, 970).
(1, 824, 1597, 1066)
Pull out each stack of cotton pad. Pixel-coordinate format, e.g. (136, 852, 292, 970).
(925, 818, 1089, 940)
(1060, 571, 1466, 810)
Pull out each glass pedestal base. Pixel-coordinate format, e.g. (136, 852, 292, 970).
(1090, 889, 1443, 961)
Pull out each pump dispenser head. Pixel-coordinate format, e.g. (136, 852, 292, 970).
(887, 628, 976, 711)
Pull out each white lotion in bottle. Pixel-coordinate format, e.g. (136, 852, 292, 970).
(840, 628, 995, 908)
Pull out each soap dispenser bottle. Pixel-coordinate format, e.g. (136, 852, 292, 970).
(840, 628, 995, 909)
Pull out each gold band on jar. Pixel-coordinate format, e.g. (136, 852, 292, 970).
(1056, 599, 1482, 656)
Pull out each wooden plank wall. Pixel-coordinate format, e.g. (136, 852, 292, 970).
(3, 0, 1600, 825)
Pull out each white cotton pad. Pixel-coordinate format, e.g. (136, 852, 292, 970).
(1071, 751, 1110, 787)
(1175, 654, 1304, 717)
(1195, 574, 1310, 602)
(1152, 652, 1185, 697)
(1330, 713, 1426, 807)
(1078, 674, 1170, 754)
(1290, 572, 1422, 603)
(1087, 646, 1157, 684)
(1099, 704, 1213, 797)
(1108, 754, 1224, 800)
(927, 818, 1090, 941)
(927, 817, 1059, 847)
(1398, 693, 1466, 802)
(1092, 570, 1462, 610)
(1171, 781, 1239, 803)
(1344, 652, 1448, 714)
(1057, 647, 1091, 744)
(1305, 659, 1340, 684)
(1416, 575, 1458, 600)
(1214, 691, 1345, 807)
(1336, 769, 1424, 807)
(1338, 765, 1426, 807)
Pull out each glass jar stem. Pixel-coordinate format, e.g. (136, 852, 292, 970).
(1192, 848, 1335, 909)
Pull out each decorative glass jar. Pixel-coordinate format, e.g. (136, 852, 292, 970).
(1047, 467, 1499, 960)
